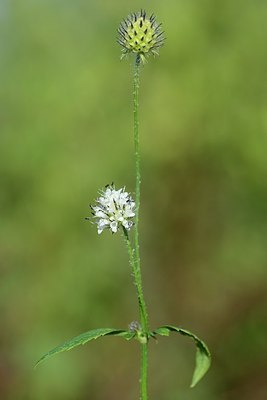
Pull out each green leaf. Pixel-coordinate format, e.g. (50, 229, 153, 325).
(35, 328, 129, 367)
(153, 325, 211, 388)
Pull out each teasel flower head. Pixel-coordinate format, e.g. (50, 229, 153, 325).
(117, 9, 165, 64)
(87, 184, 135, 235)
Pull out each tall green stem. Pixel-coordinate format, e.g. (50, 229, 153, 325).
(123, 54, 149, 400)
(133, 56, 141, 266)
(133, 56, 149, 333)
(133, 55, 149, 400)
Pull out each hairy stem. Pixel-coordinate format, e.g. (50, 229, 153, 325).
(123, 227, 149, 400)
(122, 227, 148, 335)
(133, 54, 149, 400)
(122, 55, 150, 400)
(141, 342, 148, 400)
(133, 55, 149, 333)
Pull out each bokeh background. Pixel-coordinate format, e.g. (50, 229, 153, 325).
(1, 1, 267, 399)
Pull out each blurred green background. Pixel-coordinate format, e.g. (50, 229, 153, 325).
(1, 1, 267, 399)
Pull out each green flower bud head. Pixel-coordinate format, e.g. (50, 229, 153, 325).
(118, 9, 164, 64)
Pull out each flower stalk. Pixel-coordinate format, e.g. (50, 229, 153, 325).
(121, 52, 150, 399)
(132, 55, 149, 400)
(133, 56, 149, 333)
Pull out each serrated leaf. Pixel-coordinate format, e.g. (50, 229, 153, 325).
(153, 325, 211, 388)
(35, 328, 128, 367)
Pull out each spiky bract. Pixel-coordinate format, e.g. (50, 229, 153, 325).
(118, 10, 164, 64)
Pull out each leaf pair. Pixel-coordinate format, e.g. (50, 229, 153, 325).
(35, 325, 211, 388)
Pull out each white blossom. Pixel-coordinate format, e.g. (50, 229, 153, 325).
(89, 184, 135, 234)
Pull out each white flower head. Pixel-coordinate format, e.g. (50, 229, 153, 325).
(89, 184, 135, 235)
